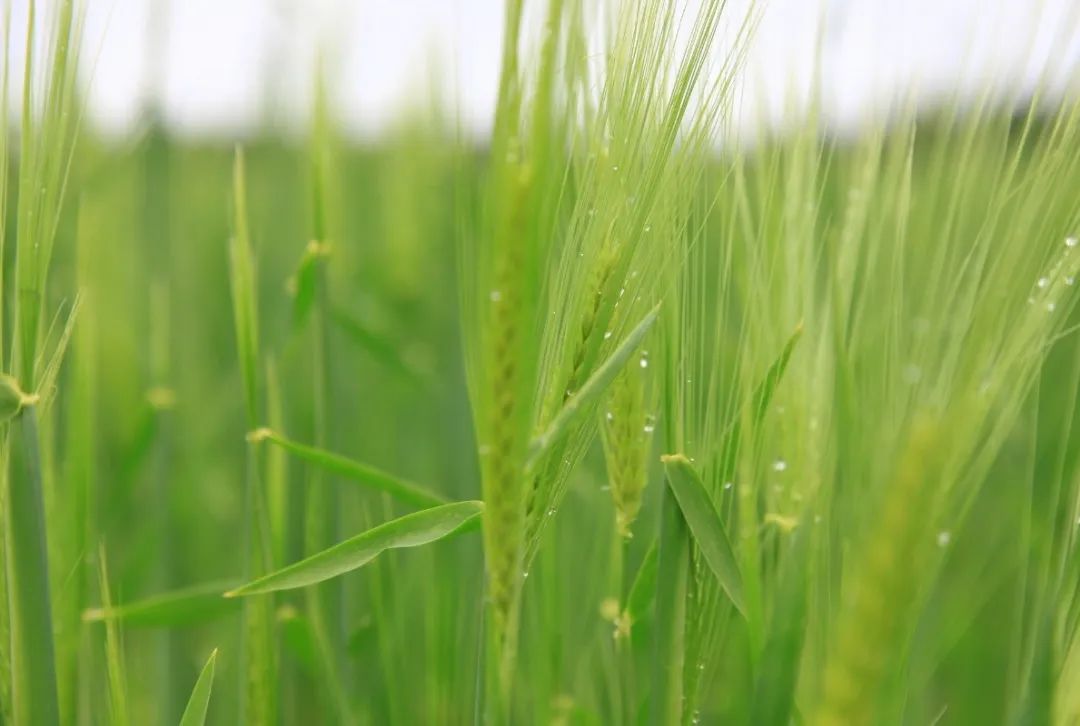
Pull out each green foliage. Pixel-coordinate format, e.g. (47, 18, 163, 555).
(2, 1, 1080, 724)
(662, 454, 745, 617)
(178, 650, 218, 726)
(225, 501, 483, 597)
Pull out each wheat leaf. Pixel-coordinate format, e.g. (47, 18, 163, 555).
(225, 501, 483, 597)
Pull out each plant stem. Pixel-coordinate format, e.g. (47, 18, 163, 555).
(652, 485, 689, 726)
(6, 406, 60, 726)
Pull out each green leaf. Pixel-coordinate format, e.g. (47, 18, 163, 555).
(749, 322, 803, 426)
(97, 544, 129, 726)
(225, 501, 483, 597)
(624, 541, 658, 627)
(716, 322, 803, 480)
(82, 581, 240, 628)
(1011, 606, 1056, 726)
(252, 429, 447, 510)
(662, 454, 746, 616)
(650, 486, 690, 725)
(228, 147, 260, 429)
(289, 241, 328, 328)
(7, 407, 60, 725)
(750, 517, 811, 726)
(36, 294, 82, 410)
(528, 303, 661, 470)
(178, 649, 218, 726)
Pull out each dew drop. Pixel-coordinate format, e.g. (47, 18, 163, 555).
(547, 508, 556, 516)
(603, 330, 613, 340)
(1048, 301, 1057, 312)
(937, 531, 951, 547)
(773, 459, 788, 472)
(639, 351, 650, 369)
(1067, 276, 1076, 286)
(612, 164, 620, 172)
(1067, 236, 1078, 248)
(1038, 276, 1050, 289)
(644, 224, 652, 233)
(723, 481, 733, 490)
(605, 411, 614, 422)
(643, 415, 656, 434)
(489, 289, 503, 303)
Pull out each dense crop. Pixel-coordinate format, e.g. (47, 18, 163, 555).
(3, 1, 1080, 724)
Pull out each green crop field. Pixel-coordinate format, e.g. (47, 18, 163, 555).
(3, 1, 1080, 724)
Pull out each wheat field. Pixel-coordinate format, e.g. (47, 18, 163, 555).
(2, 1, 1080, 724)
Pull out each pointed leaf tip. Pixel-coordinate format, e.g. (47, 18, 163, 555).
(663, 455, 747, 617)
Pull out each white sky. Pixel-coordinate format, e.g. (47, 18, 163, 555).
(8, 0, 1080, 140)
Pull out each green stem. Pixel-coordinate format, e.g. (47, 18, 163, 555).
(651, 486, 689, 726)
(609, 529, 628, 725)
(241, 440, 276, 726)
(6, 406, 59, 725)
(302, 254, 351, 723)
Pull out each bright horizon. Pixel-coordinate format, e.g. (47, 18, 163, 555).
(7, 0, 1080, 140)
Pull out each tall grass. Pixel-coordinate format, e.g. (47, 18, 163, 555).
(3, 0, 1080, 724)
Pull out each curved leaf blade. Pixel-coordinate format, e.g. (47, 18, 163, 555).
(527, 303, 661, 470)
(717, 322, 803, 481)
(82, 581, 240, 628)
(178, 649, 217, 726)
(255, 430, 447, 509)
(225, 501, 483, 597)
(662, 454, 746, 616)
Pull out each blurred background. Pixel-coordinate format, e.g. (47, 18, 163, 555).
(5, 0, 1080, 141)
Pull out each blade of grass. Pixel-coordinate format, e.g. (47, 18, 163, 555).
(750, 516, 812, 726)
(97, 544, 129, 726)
(624, 541, 659, 631)
(229, 146, 277, 726)
(251, 429, 447, 509)
(82, 581, 241, 627)
(662, 453, 746, 617)
(651, 486, 690, 725)
(6, 405, 60, 725)
(527, 303, 661, 470)
(225, 501, 484, 597)
(716, 322, 804, 480)
(36, 295, 81, 411)
(178, 650, 218, 726)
